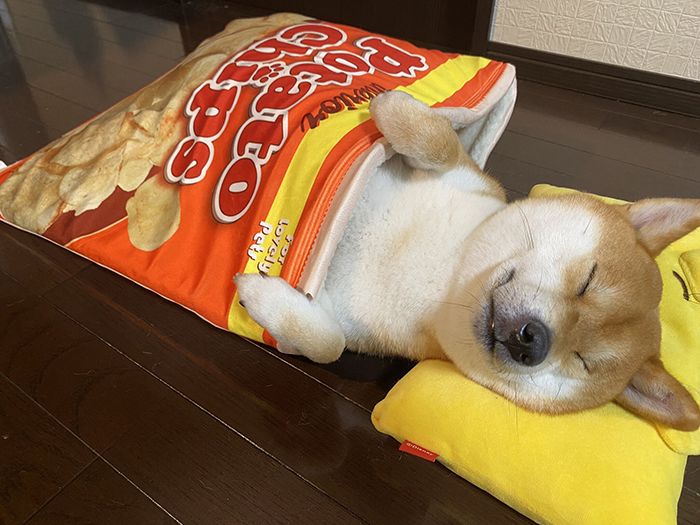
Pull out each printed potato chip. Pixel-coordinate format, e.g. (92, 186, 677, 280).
(126, 176, 181, 251)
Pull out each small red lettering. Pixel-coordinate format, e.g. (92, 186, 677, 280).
(237, 37, 310, 64)
(236, 114, 286, 163)
(215, 62, 257, 84)
(254, 76, 313, 114)
(279, 23, 345, 48)
(319, 51, 372, 75)
(215, 157, 260, 222)
(188, 82, 239, 138)
(288, 62, 349, 85)
(356, 37, 427, 77)
(399, 440, 439, 462)
(165, 138, 212, 184)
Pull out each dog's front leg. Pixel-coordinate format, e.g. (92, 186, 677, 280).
(370, 90, 467, 173)
(234, 273, 345, 364)
(370, 91, 506, 199)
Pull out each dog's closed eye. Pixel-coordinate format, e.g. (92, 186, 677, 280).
(574, 352, 590, 373)
(577, 262, 598, 297)
(498, 268, 516, 287)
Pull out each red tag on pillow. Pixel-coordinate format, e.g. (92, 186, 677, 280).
(399, 440, 439, 462)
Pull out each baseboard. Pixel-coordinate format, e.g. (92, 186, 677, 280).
(487, 42, 700, 119)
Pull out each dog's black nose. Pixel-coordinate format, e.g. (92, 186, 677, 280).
(501, 320, 550, 366)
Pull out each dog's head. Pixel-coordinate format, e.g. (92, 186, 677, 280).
(437, 194, 700, 431)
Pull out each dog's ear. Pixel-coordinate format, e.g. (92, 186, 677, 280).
(619, 199, 700, 257)
(615, 358, 700, 431)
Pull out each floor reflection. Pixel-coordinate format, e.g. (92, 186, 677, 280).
(0, 0, 278, 163)
(0, 0, 192, 161)
(0, 7, 49, 162)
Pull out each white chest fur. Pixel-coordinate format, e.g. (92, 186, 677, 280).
(322, 154, 506, 360)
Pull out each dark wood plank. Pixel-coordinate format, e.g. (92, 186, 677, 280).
(104, 6, 185, 42)
(10, 31, 83, 72)
(508, 97, 700, 186)
(0, 274, 170, 453)
(686, 455, 700, 495)
(17, 0, 161, 20)
(1, 266, 43, 317)
(600, 112, 700, 156)
(22, 86, 97, 136)
(0, 19, 54, 160)
(1, 3, 698, 523)
(0, 46, 94, 140)
(485, 152, 578, 197)
(271, 351, 416, 411)
(5, 0, 185, 61)
(103, 391, 365, 525)
(0, 222, 91, 296)
(44, 263, 534, 524)
(681, 455, 699, 523)
(8, 31, 158, 96)
(678, 488, 700, 525)
(25, 458, 178, 525)
(65, 59, 158, 97)
(0, 374, 94, 525)
(492, 131, 700, 201)
(488, 44, 700, 119)
(14, 55, 128, 113)
(513, 88, 610, 130)
(517, 80, 700, 134)
(0, 144, 12, 164)
(143, 1, 274, 55)
(11, 13, 181, 77)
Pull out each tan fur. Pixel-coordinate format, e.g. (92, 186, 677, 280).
(433, 191, 700, 429)
(619, 199, 700, 257)
(617, 358, 700, 431)
(369, 98, 700, 430)
(370, 91, 462, 172)
(370, 97, 700, 430)
(370, 91, 505, 201)
(555, 197, 663, 410)
(238, 91, 700, 431)
(465, 154, 507, 202)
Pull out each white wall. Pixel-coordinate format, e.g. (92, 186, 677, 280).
(492, 0, 700, 81)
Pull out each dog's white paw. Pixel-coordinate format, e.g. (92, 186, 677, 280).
(234, 272, 345, 364)
(234, 272, 286, 327)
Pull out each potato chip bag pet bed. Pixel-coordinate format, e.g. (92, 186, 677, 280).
(0, 12, 516, 349)
(372, 185, 700, 525)
(0, 11, 696, 525)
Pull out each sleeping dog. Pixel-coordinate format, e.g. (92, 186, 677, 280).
(235, 91, 700, 432)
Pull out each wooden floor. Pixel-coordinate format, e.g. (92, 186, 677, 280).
(0, 1, 699, 523)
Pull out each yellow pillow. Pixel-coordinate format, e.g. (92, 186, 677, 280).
(372, 184, 700, 525)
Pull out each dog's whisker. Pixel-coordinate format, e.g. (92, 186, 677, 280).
(515, 203, 535, 251)
(457, 285, 481, 303)
(432, 299, 476, 313)
(532, 270, 544, 302)
(555, 381, 564, 402)
(474, 273, 489, 297)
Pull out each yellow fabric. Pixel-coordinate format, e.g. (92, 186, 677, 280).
(372, 183, 700, 525)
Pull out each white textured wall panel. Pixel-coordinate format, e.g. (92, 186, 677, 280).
(492, 0, 700, 81)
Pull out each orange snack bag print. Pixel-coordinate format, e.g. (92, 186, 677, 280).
(0, 14, 516, 347)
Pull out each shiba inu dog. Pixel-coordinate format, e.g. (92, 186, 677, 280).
(236, 90, 700, 431)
